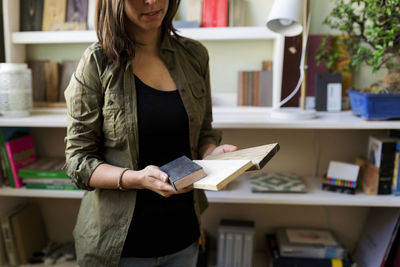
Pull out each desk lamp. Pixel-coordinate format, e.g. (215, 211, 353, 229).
(267, 0, 316, 119)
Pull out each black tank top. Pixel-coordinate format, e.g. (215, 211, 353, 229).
(121, 75, 199, 257)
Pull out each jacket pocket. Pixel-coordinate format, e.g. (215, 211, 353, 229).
(189, 80, 206, 99)
(102, 92, 124, 147)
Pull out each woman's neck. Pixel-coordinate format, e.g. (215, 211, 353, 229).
(133, 27, 162, 54)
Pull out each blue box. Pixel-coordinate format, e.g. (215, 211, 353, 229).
(347, 89, 400, 120)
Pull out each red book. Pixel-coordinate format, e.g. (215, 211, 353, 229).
(202, 0, 228, 27)
(5, 135, 37, 188)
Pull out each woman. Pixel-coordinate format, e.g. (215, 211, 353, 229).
(64, 0, 237, 266)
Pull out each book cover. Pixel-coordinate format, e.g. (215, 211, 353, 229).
(259, 71, 273, 107)
(87, 0, 96, 30)
(66, 0, 88, 25)
(28, 61, 47, 102)
(18, 157, 67, 179)
(5, 135, 37, 188)
(10, 203, 47, 264)
(228, 0, 246, 27)
(276, 228, 346, 259)
(354, 208, 400, 267)
(266, 234, 354, 267)
(59, 60, 79, 102)
(201, 0, 228, 27)
(160, 155, 206, 191)
(44, 61, 60, 102)
(246, 172, 307, 193)
(42, 0, 67, 31)
(0, 128, 30, 188)
(186, 0, 202, 24)
(204, 143, 280, 171)
(193, 160, 252, 191)
(392, 147, 400, 196)
(0, 227, 7, 266)
(20, 0, 44, 31)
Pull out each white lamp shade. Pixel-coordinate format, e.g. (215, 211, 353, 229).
(266, 0, 304, 36)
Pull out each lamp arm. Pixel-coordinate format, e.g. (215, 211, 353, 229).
(278, 13, 311, 107)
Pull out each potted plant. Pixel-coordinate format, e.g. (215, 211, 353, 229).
(316, 0, 400, 120)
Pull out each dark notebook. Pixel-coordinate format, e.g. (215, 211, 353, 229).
(160, 156, 206, 191)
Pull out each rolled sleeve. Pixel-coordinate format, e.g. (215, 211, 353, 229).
(63, 46, 105, 190)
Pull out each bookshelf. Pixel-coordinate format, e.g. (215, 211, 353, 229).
(1, 107, 400, 129)
(1, 175, 400, 207)
(1, 0, 399, 266)
(11, 27, 277, 44)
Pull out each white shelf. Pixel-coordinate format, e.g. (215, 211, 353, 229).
(1, 176, 400, 207)
(12, 27, 276, 44)
(1, 107, 400, 129)
(205, 176, 400, 207)
(0, 186, 84, 199)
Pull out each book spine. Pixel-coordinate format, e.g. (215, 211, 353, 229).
(42, 0, 67, 31)
(22, 178, 73, 185)
(233, 233, 243, 267)
(215, 0, 228, 27)
(217, 231, 225, 267)
(18, 169, 67, 179)
(44, 61, 60, 102)
(378, 142, 396, 194)
(225, 232, 234, 267)
(1, 218, 19, 266)
(201, 0, 213, 27)
(393, 151, 400, 195)
(0, 133, 14, 188)
(243, 232, 253, 267)
(25, 183, 79, 190)
(20, 0, 44, 31)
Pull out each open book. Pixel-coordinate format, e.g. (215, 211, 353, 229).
(161, 143, 280, 191)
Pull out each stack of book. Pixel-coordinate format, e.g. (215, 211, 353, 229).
(174, 0, 246, 28)
(266, 228, 354, 267)
(217, 219, 255, 267)
(0, 127, 36, 188)
(20, 0, 94, 31)
(28, 60, 79, 106)
(1, 203, 48, 266)
(360, 135, 400, 195)
(237, 70, 273, 107)
(18, 158, 78, 190)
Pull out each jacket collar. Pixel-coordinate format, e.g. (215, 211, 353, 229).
(159, 31, 176, 52)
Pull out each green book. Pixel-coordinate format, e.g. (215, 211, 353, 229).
(25, 183, 80, 190)
(18, 157, 67, 179)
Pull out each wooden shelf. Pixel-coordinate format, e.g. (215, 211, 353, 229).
(1, 176, 400, 207)
(12, 27, 277, 44)
(1, 107, 400, 129)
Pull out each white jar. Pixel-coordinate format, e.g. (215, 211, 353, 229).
(0, 63, 33, 117)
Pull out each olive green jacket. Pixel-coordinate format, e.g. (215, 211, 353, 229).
(63, 33, 221, 266)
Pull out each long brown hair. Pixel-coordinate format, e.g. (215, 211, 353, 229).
(95, 0, 181, 67)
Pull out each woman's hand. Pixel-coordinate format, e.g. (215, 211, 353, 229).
(200, 144, 238, 159)
(127, 165, 193, 197)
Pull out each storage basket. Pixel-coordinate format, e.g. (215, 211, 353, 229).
(347, 89, 400, 120)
